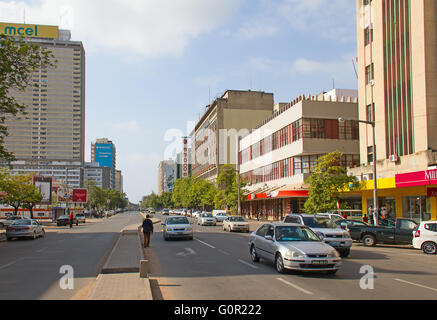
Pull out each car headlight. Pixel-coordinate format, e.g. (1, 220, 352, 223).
(328, 250, 340, 258)
(285, 250, 305, 259)
(316, 232, 325, 240)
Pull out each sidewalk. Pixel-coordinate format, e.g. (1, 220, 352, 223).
(85, 217, 161, 300)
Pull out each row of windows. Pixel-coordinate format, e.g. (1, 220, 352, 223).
(241, 154, 360, 184)
(240, 118, 359, 165)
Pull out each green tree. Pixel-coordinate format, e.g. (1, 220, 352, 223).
(215, 164, 247, 212)
(304, 152, 358, 214)
(172, 178, 193, 208)
(160, 192, 174, 209)
(0, 35, 55, 161)
(22, 187, 43, 219)
(1, 173, 35, 215)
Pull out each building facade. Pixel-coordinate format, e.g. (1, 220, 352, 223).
(84, 162, 111, 190)
(240, 90, 360, 220)
(191, 90, 274, 183)
(348, 0, 437, 221)
(114, 169, 123, 193)
(1, 22, 85, 188)
(158, 160, 175, 196)
(91, 138, 116, 189)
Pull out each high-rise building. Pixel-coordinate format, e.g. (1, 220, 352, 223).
(158, 160, 175, 196)
(1, 22, 85, 188)
(114, 169, 123, 193)
(191, 90, 274, 183)
(349, 0, 437, 221)
(84, 162, 111, 190)
(91, 138, 116, 189)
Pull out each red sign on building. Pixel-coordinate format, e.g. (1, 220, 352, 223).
(396, 169, 437, 188)
(72, 189, 88, 203)
(428, 188, 437, 197)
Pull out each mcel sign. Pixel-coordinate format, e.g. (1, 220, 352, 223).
(0, 22, 58, 39)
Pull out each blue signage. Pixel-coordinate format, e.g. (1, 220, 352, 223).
(95, 144, 114, 169)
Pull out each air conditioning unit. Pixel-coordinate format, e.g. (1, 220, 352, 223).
(370, 79, 375, 86)
(389, 155, 399, 163)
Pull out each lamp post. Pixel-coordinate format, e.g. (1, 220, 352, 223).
(339, 117, 379, 226)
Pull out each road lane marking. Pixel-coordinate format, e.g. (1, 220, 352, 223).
(195, 239, 216, 249)
(36, 247, 47, 253)
(394, 279, 437, 292)
(277, 278, 314, 295)
(0, 259, 21, 271)
(218, 249, 230, 256)
(238, 259, 258, 269)
(176, 248, 196, 257)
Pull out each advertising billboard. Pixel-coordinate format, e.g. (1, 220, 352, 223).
(182, 138, 189, 178)
(0, 22, 59, 39)
(72, 189, 88, 203)
(95, 144, 114, 169)
(33, 177, 52, 204)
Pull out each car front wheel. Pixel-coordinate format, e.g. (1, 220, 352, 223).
(250, 245, 260, 263)
(275, 253, 285, 274)
(422, 241, 437, 255)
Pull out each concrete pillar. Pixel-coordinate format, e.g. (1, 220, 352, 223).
(396, 195, 403, 218)
(362, 194, 368, 217)
(430, 197, 437, 221)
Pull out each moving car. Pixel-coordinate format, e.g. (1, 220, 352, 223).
(214, 213, 229, 223)
(162, 216, 194, 241)
(57, 215, 79, 226)
(335, 219, 370, 240)
(350, 218, 418, 247)
(192, 211, 201, 219)
(413, 221, 437, 254)
(162, 209, 170, 216)
(197, 213, 216, 226)
(76, 213, 86, 224)
(0, 215, 25, 229)
(249, 223, 342, 274)
(283, 214, 352, 257)
(223, 216, 249, 233)
(6, 219, 45, 241)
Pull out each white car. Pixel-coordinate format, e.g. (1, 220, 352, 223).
(413, 221, 437, 254)
(198, 213, 216, 226)
(76, 213, 86, 223)
(283, 214, 353, 258)
(214, 213, 230, 223)
(317, 213, 346, 223)
(223, 216, 249, 232)
(192, 211, 201, 219)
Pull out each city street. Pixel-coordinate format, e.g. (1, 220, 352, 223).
(0, 211, 143, 300)
(147, 213, 437, 300)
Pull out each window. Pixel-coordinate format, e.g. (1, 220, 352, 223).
(266, 225, 275, 237)
(364, 0, 372, 5)
(367, 146, 374, 163)
(292, 119, 302, 142)
(310, 119, 325, 139)
(366, 63, 374, 84)
(339, 120, 359, 140)
(256, 225, 270, 237)
(367, 103, 375, 122)
(365, 27, 373, 46)
(284, 216, 301, 224)
(425, 224, 437, 232)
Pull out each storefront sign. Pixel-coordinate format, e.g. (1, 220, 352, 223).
(0, 22, 59, 39)
(182, 138, 189, 178)
(396, 169, 437, 188)
(33, 176, 52, 204)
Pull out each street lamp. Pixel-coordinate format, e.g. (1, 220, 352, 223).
(339, 117, 379, 226)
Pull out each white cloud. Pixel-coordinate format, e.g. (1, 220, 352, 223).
(0, 0, 243, 59)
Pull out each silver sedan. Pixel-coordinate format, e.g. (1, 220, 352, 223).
(6, 219, 45, 241)
(162, 216, 194, 241)
(248, 223, 342, 274)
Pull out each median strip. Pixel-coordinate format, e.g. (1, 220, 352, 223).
(276, 278, 314, 295)
(394, 279, 437, 292)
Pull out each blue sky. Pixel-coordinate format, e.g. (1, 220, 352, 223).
(0, 0, 358, 203)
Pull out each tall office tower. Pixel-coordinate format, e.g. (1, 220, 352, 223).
(91, 138, 116, 189)
(84, 162, 111, 190)
(1, 22, 85, 188)
(350, 0, 437, 221)
(114, 169, 123, 193)
(158, 160, 175, 196)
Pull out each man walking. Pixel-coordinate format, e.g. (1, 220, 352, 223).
(69, 210, 74, 229)
(141, 215, 154, 248)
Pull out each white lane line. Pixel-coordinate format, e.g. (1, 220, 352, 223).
(36, 247, 47, 253)
(218, 249, 231, 256)
(394, 279, 437, 292)
(238, 259, 258, 269)
(277, 278, 314, 295)
(0, 259, 20, 271)
(195, 239, 216, 249)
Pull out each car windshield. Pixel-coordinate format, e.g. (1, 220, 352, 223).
(303, 217, 339, 229)
(276, 226, 320, 242)
(202, 213, 213, 217)
(59, 216, 69, 219)
(7, 216, 20, 220)
(230, 217, 246, 222)
(167, 217, 189, 225)
(11, 220, 32, 226)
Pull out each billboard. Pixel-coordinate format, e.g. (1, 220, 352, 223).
(95, 144, 114, 169)
(72, 189, 88, 203)
(182, 138, 189, 178)
(33, 177, 52, 204)
(0, 22, 59, 39)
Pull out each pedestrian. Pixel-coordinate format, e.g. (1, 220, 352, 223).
(141, 214, 154, 248)
(69, 211, 74, 229)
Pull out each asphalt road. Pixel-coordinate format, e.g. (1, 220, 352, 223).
(147, 213, 437, 300)
(0, 211, 143, 300)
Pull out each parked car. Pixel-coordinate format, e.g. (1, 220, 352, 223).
(318, 213, 346, 223)
(214, 213, 229, 223)
(350, 218, 418, 247)
(162, 216, 194, 241)
(197, 213, 217, 226)
(413, 221, 437, 254)
(76, 213, 86, 224)
(192, 211, 201, 219)
(223, 216, 249, 233)
(0, 215, 25, 229)
(57, 215, 78, 226)
(249, 223, 342, 274)
(335, 219, 370, 240)
(162, 209, 170, 216)
(283, 214, 352, 257)
(6, 219, 45, 241)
